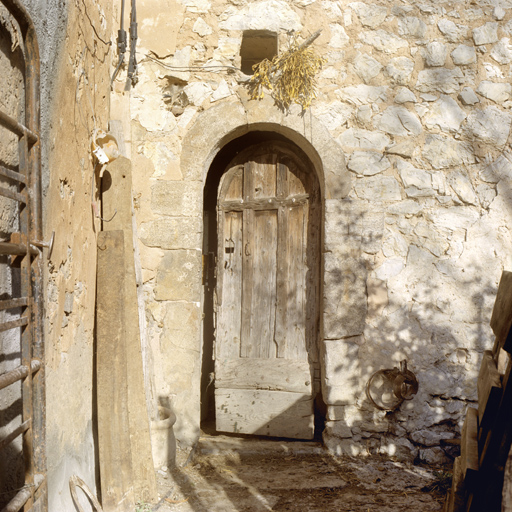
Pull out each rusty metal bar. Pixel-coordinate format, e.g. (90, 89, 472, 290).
(0, 297, 29, 310)
(1, 0, 46, 510)
(0, 186, 26, 203)
(0, 419, 31, 452)
(0, 474, 44, 512)
(0, 316, 28, 333)
(0, 111, 38, 145)
(0, 360, 40, 391)
(0, 242, 38, 256)
(0, 165, 27, 184)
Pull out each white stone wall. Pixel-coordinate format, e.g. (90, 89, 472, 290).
(117, 0, 512, 462)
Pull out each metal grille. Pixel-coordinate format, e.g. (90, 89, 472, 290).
(0, 0, 47, 510)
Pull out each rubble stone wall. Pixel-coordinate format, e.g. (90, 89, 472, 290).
(113, 0, 512, 463)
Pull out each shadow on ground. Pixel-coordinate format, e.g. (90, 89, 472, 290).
(151, 435, 447, 512)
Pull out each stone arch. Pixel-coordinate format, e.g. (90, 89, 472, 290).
(180, 95, 351, 199)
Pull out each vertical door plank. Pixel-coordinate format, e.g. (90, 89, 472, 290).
(286, 205, 307, 360)
(253, 154, 276, 198)
(275, 204, 288, 358)
(216, 211, 243, 361)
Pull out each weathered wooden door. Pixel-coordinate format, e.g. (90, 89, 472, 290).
(214, 141, 320, 439)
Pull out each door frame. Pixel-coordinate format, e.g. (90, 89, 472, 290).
(201, 133, 323, 435)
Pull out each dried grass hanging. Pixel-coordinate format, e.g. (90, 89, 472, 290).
(248, 30, 325, 111)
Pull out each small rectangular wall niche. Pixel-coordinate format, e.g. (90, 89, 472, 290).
(240, 30, 278, 75)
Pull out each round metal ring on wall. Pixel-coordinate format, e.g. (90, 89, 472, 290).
(69, 475, 103, 512)
(366, 369, 404, 411)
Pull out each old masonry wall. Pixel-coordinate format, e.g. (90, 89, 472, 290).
(116, 0, 512, 465)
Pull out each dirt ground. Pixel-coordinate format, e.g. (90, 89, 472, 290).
(150, 435, 448, 512)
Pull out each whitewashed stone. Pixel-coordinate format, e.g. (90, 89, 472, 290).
(385, 56, 414, 85)
(423, 95, 467, 133)
(219, 1, 302, 31)
(447, 171, 479, 205)
(312, 101, 353, 131)
(213, 37, 240, 60)
(338, 128, 390, 151)
(422, 135, 475, 169)
(323, 339, 362, 403)
(329, 24, 350, 48)
(459, 87, 479, 105)
(476, 184, 497, 208)
(324, 254, 367, 338)
(354, 176, 401, 201)
(356, 105, 372, 124)
(493, 6, 506, 20)
(394, 87, 416, 103)
(437, 19, 468, 43)
(419, 448, 451, 464)
(353, 52, 382, 83)
(348, 151, 391, 175)
(416, 68, 464, 94)
(387, 200, 422, 216)
(211, 79, 231, 102)
(337, 85, 388, 105)
(192, 17, 212, 36)
(424, 41, 447, 67)
(399, 162, 433, 191)
(476, 81, 512, 104)
(183, 82, 212, 106)
(398, 16, 427, 39)
(385, 140, 415, 158)
(359, 29, 408, 53)
(348, 2, 387, 28)
(479, 152, 512, 182)
(382, 230, 409, 258)
(161, 46, 191, 82)
(374, 106, 422, 136)
(451, 44, 477, 65)
(491, 38, 512, 65)
(424, 207, 479, 231)
(473, 22, 499, 45)
(464, 106, 512, 146)
(374, 258, 405, 283)
(431, 171, 448, 195)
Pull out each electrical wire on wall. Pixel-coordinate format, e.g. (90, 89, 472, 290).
(111, 0, 138, 89)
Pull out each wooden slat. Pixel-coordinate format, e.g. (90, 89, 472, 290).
(220, 194, 309, 211)
(461, 407, 479, 485)
(215, 359, 312, 393)
(0, 297, 28, 310)
(478, 351, 503, 439)
(0, 242, 37, 256)
(215, 388, 314, 439)
(215, 211, 243, 361)
(0, 316, 28, 332)
(445, 456, 465, 512)
(491, 271, 512, 354)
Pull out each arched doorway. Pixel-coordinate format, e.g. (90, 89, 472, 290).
(202, 135, 321, 439)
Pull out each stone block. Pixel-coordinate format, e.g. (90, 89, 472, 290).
(353, 52, 382, 83)
(348, 2, 387, 29)
(416, 67, 464, 94)
(140, 217, 202, 250)
(464, 106, 512, 146)
(451, 44, 477, 65)
(374, 106, 422, 136)
(422, 135, 475, 169)
(424, 41, 447, 67)
(154, 250, 202, 301)
(348, 151, 390, 175)
(354, 176, 402, 202)
(151, 181, 203, 217)
(338, 128, 390, 151)
(490, 38, 512, 65)
(424, 95, 466, 133)
(438, 19, 467, 43)
(323, 338, 363, 404)
(323, 253, 368, 339)
(473, 22, 499, 45)
(385, 56, 414, 85)
(161, 302, 201, 352)
(359, 29, 408, 53)
(476, 81, 512, 104)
